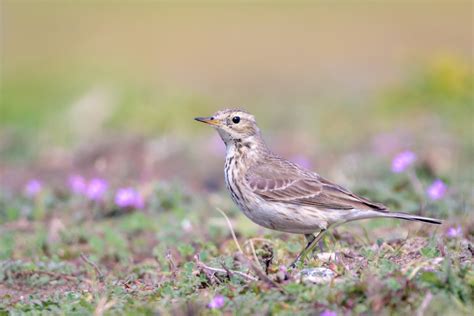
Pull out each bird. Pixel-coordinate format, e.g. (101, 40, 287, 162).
(195, 109, 442, 267)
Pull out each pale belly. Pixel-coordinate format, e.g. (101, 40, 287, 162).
(238, 197, 330, 234)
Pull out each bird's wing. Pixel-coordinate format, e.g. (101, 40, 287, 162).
(245, 159, 387, 212)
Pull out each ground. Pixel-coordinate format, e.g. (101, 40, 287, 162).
(0, 174, 472, 315)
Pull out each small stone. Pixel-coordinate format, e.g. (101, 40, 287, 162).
(316, 252, 337, 261)
(297, 267, 336, 284)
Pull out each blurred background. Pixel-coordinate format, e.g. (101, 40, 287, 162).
(0, 2, 473, 312)
(1, 1, 472, 212)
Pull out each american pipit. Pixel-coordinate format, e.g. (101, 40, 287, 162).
(195, 109, 441, 267)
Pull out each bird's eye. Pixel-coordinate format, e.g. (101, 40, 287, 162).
(232, 116, 240, 124)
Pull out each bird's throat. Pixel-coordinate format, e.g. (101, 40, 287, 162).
(225, 135, 268, 165)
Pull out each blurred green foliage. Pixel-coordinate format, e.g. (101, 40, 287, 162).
(376, 56, 473, 140)
(1, 56, 473, 162)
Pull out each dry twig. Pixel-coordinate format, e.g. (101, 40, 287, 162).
(236, 253, 285, 293)
(194, 255, 258, 282)
(247, 239, 263, 271)
(94, 296, 116, 316)
(215, 207, 244, 254)
(416, 291, 433, 316)
(18, 270, 92, 285)
(166, 249, 178, 277)
(80, 253, 104, 281)
(215, 207, 286, 293)
(220, 261, 235, 278)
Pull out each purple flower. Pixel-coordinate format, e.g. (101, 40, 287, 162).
(320, 310, 337, 316)
(68, 175, 86, 195)
(290, 155, 313, 170)
(86, 178, 108, 201)
(446, 225, 463, 238)
(276, 264, 289, 281)
(24, 179, 42, 197)
(427, 179, 447, 200)
(208, 295, 225, 309)
(391, 151, 416, 173)
(114, 187, 144, 209)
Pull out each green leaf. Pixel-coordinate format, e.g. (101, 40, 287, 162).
(419, 271, 442, 286)
(177, 244, 195, 258)
(386, 277, 402, 291)
(420, 245, 440, 258)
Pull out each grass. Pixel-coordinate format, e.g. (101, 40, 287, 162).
(0, 172, 472, 315)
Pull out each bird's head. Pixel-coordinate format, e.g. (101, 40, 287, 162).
(195, 109, 260, 145)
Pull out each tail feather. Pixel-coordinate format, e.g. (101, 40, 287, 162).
(383, 212, 442, 225)
(344, 210, 443, 225)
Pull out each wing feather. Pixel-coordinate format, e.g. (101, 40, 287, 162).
(246, 159, 387, 212)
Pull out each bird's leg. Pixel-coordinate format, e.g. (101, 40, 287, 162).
(305, 232, 324, 254)
(289, 229, 327, 269)
(305, 233, 316, 244)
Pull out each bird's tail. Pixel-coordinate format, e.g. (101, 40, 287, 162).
(344, 210, 442, 225)
(385, 212, 442, 225)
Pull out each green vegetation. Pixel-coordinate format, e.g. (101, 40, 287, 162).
(1, 3, 472, 314)
(0, 179, 472, 315)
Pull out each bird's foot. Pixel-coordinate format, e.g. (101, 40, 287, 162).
(288, 229, 327, 270)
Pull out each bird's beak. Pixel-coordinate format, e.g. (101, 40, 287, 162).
(194, 116, 220, 126)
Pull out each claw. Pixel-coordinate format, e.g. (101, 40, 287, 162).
(288, 229, 327, 269)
